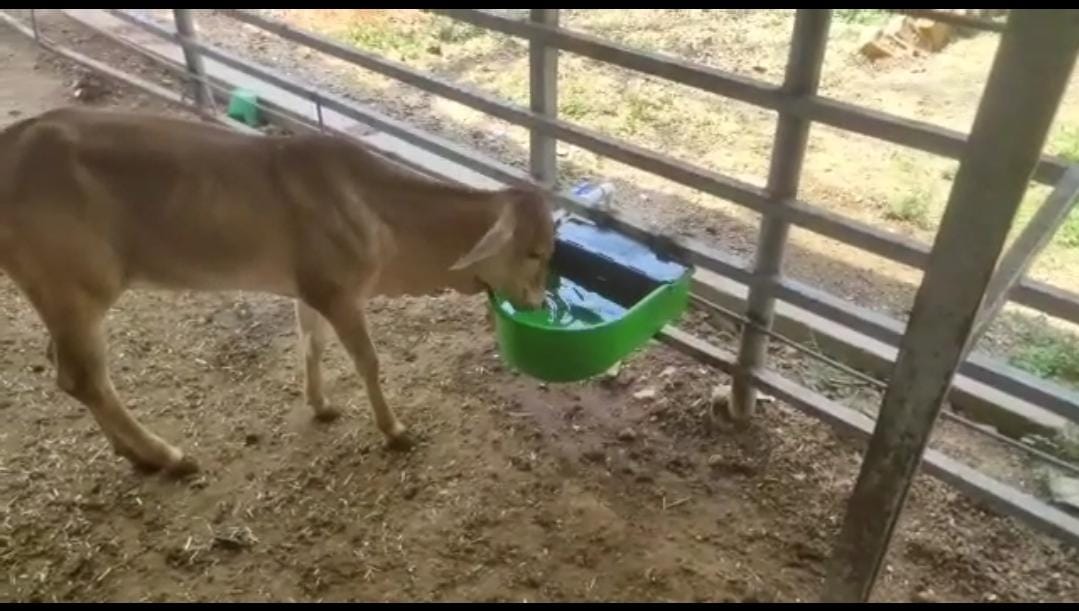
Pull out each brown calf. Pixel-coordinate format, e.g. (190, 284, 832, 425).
(0, 107, 554, 476)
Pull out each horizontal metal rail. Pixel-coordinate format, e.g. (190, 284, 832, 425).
(660, 327, 1079, 549)
(213, 8, 1079, 329)
(100, 8, 1079, 429)
(426, 9, 1063, 184)
(689, 289, 1079, 478)
(771, 275, 1079, 425)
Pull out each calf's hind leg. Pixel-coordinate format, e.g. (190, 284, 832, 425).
(294, 300, 339, 422)
(38, 287, 197, 476)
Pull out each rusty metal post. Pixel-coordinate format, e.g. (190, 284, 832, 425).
(528, 9, 559, 186)
(728, 9, 831, 420)
(821, 9, 1079, 603)
(173, 9, 214, 112)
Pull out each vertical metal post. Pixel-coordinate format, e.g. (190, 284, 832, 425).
(29, 9, 39, 41)
(728, 10, 831, 420)
(821, 9, 1079, 603)
(173, 9, 214, 112)
(528, 9, 559, 186)
(312, 93, 326, 132)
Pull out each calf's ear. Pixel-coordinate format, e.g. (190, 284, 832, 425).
(450, 202, 518, 271)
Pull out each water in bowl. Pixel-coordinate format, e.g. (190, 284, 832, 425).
(499, 274, 627, 330)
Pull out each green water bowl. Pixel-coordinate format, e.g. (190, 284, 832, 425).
(488, 270, 692, 383)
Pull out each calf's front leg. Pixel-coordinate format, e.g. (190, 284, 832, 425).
(307, 295, 412, 450)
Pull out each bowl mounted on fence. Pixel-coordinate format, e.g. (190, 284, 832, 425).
(488, 215, 693, 383)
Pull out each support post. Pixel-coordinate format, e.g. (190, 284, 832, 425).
(528, 9, 559, 186)
(173, 9, 214, 112)
(821, 9, 1079, 603)
(728, 9, 831, 420)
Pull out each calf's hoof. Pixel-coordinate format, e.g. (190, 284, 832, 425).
(312, 403, 343, 423)
(383, 425, 415, 452)
(118, 444, 199, 478)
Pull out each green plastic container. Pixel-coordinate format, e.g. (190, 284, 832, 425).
(488, 218, 693, 383)
(226, 89, 262, 127)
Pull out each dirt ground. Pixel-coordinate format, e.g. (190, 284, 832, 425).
(3, 15, 1079, 603)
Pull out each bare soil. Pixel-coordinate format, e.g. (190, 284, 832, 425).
(2, 17, 1079, 603)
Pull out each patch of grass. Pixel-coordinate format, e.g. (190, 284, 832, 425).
(343, 16, 484, 62)
(882, 156, 939, 230)
(345, 23, 429, 61)
(885, 189, 933, 230)
(1052, 123, 1079, 163)
(1010, 326, 1079, 385)
(435, 21, 484, 45)
(1061, 211, 1079, 249)
(559, 80, 599, 121)
(624, 92, 663, 135)
(833, 9, 889, 26)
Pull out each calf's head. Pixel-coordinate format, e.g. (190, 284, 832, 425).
(451, 187, 555, 310)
